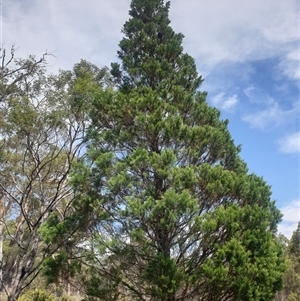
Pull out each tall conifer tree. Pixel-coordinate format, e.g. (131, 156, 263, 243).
(69, 1, 286, 300)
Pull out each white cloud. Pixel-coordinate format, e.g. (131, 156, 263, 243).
(243, 84, 266, 104)
(276, 48, 300, 81)
(2, 0, 130, 71)
(170, 0, 299, 77)
(242, 97, 299, 130)
(243, 85, 255, 99)
(278, 200, 300, 239)
(277, 132, 300, 153)
(211, 92, 239, 111)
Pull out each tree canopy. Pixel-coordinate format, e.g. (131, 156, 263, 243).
(56, 0, 286, 300)
(0, 48, 109, 300)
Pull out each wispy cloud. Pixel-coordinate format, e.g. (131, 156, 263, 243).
(242, 97, 298, 130)
(210, 92, 239, 111)
(278, 200, 300, 239)
(276, 48, 300, 81)
(243, 84, 266, 104)
(277, 132, 300, 153)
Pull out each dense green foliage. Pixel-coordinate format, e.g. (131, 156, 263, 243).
(17, 289, 55, 301)
(63, 0, 286, 300)
(275, 223, 300, 301)
(290, 222, 300, 259)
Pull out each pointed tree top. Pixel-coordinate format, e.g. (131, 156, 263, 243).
(129, 0, 170, 22)
(112, 0, 202, 92)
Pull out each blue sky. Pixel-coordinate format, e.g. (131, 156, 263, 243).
(1, 0, 299, 238)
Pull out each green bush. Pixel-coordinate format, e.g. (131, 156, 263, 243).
(60, 295, 76, 301)
(17, 289, 55, 301)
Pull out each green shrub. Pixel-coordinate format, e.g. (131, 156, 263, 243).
(17, 289, 55, 301)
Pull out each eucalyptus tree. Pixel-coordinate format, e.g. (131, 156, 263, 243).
(0, 46, 50, 297)
(275, 223, 300, 301)
(0, 47, 109, 300)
